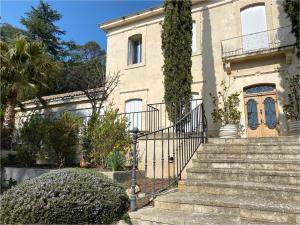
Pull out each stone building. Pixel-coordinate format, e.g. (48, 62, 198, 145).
(100, 0, 299, 138)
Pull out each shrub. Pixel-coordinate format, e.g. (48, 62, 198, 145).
(87, 108, 131, 167)
(210, 80, 241, 125)
(47, 111, 82, 168)
(107, 150, 125, 171)
(16, 112, 82, 168)
(16, 115, 51, 167)
(0, 168, 129, 224)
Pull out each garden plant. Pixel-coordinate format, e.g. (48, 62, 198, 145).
(0, 168, 129, 224)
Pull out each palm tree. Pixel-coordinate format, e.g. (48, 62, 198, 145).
(0, 36, 54, 148)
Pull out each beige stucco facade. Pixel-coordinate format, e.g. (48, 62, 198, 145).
(101, 0, 299, 138)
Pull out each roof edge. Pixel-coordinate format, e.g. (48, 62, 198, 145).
(100, 4, 163, 32)
(99, 1, 207, 32)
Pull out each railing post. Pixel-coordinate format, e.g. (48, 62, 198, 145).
(130, 127, 139, 211)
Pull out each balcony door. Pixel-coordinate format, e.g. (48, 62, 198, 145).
(244, 85, 279, 137)
(125, 99, 142, 130)
(241, 5, 269, 52)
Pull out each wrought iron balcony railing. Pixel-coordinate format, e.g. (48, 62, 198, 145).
(221, 26, 295, 59)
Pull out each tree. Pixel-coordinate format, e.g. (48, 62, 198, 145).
(283, 0, 299, 57)
(0, 36, 55, 148)
(161, 0, 193, 123)
(56, 41, 112, 115)
(0, 23, 28, 43)
(21, 0, 66, 58)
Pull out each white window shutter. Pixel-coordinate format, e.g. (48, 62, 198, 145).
(192, 22, 196, 52)
(138, 40, 142, 63)
(241, 5, 268, 52)
(125, 99, 142, 130)
(128, 40, 132, 64)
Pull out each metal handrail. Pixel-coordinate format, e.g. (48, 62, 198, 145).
(130, 102, 207, 209)
(221, 26, 295, 58)
(221, 26, 291, 42)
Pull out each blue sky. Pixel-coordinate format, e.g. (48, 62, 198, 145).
(1, 0, 162, 50)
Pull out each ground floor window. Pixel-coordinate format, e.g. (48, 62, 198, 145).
(125, 99, 142, 130)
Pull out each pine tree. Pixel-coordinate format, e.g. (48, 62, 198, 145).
(21, 0, 65, 58)
(161, 0, 193, 123)
(283, 0, 299, 57)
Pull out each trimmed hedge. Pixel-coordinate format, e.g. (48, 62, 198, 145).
(0, 168, 129, 224)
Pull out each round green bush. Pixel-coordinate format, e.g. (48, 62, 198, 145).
(0, 168, 129, 224)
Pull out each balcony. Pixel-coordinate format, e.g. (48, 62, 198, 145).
(221, 26, 295, 72)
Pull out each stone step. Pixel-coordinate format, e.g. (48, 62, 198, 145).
(154, 192, 300, 224)
(192, 159, 300, 171)
(187, 168, 300, 185)
(130, 207, 239, 225)
(179, 180, 300, 202)
(197, 151, 300, 161)
(202, 143, 300, 152)
(208, 136, 300, 144)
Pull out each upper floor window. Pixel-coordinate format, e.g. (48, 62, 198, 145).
(128, 34, 142, 65)
(240, 4, 268, 52)
(192, 21, 196, 52)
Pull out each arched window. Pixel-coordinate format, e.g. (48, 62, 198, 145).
(191, 92, 200, 110)
(244, 84, 275, 94)
(240, 4, 268, 52)
(128, 34, 142, 65)
(125, 99, 142, 130)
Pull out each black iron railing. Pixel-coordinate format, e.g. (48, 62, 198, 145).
(221, 26, 295, 59)
(130, 102, 207, 210)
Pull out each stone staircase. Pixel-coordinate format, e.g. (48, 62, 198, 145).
(130, 136, 300, 225)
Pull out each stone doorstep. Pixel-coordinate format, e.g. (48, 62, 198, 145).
(181, 180, 300, 193)
(130, 207, 240, 225)
(202, 145, 300, 152)
(187, 168, 300, 185)
(197, 153, 300, 161)
(208, 136, 300, 144)
(155, 192, 300, 214)
(179, 180, 300, 201)
(192, 159, 300, 171)
(187, 168, 300, 177)
(193, 159, 300, 165)
(198, 151, 300, 156)
(129, 207, 295, 225)
(154, 192, 300, 215)
(204, 142, 300, 147)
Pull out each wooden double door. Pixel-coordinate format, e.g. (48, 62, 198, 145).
(244, 90, 279, 137)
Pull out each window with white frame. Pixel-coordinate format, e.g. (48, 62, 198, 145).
(125, 99, 142, 130)
(192, 21, 196, 52)
(128, 34, 142, 65)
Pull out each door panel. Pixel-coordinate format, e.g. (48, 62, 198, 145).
(245, 96, 262, 137)
(245, 94, 278, 137)
(260, 95, 279, 137)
